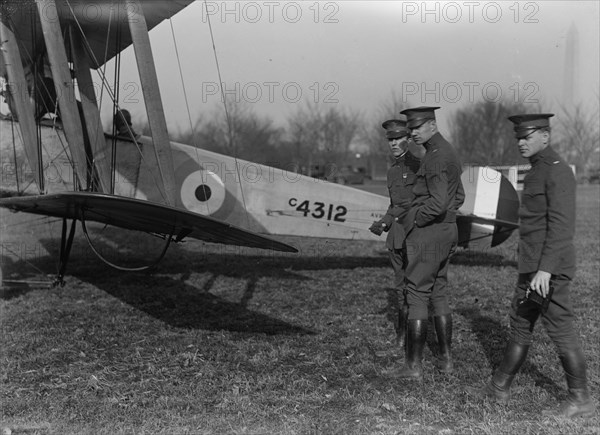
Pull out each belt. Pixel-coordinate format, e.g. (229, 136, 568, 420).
(432, 211, 457, 224)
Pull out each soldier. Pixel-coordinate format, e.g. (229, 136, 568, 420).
(114, 109, 140, 139)
(369, 118, 420, 349)
(468, 114, 595, 419)
(396, 106, 465, 380)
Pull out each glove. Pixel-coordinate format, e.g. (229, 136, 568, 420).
(369, 221, 385, 236)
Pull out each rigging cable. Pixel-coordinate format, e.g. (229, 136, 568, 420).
(1, 218, 59, 288)
(7, 14, 85, 194)
(29, 10, 41, 192)
(62, 0, 174, 270)
(29, 11, 45, 193)
(111, 11, 122, 193)
(9, 116, 21, 193)
(64, 0, 170, 203)
(98, 2, 113, 117)
(167, 9, 213, 214)
(201, 0, 251, 228)
(80, 211, 173, 272)
(1, 244, 53, 287)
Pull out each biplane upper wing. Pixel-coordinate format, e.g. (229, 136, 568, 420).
(2, 0, 195, 69)
(0, 192, 298, 253)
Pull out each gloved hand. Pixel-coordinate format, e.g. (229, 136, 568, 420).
(369, 221, 385, 236)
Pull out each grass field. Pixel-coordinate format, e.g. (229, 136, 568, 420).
(1, 185, 598, 434)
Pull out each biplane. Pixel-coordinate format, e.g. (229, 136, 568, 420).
(0, 0, 519, 286)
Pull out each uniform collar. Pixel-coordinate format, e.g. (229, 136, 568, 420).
(392, 150, 408, 164)
(529, 145, 556, 165)
(424, 132, 443, 151)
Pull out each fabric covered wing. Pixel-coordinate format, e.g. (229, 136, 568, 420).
(1, 0, 195, 69)
(0, 192, 298, 253)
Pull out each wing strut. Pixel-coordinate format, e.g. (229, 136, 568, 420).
(69, 27, 112, 193)
(125, 0, 177, 207)
(0, 21, 44, 192)
(36, 0, 90, 190)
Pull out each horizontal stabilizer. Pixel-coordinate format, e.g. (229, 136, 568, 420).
(0, 192, 297, 253)
(458, 214, 519, 230)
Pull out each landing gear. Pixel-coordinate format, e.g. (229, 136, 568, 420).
(53, 217, 77, 287)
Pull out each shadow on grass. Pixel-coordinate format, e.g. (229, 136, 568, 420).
(97, 273, 315, 335)
(450, 249, 517, 268)
(0, 254, 56, 300)
(3, 249, 316, 335)
(382, 287, 401, 334)
(4, 236, 390, 335)
(457, 306, 562, 397)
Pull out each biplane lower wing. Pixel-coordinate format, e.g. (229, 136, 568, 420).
(0, 192, 298, 253)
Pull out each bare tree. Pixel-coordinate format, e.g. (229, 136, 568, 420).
(359, 90, 411, 157)
(449, 99, 535, 166)
(169, 101, 287, 167)
(286, 101, 361, 176)
(554, 98, 600, 180)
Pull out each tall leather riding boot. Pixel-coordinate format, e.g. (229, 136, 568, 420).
(397, 319, 427, 381)
(543, 348, 596, 418)
(433, 314, 453, 373)
(396, 296, 409, 350)
(467, 341, 529, 404)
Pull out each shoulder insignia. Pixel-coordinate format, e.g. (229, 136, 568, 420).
(553, 160, 560, 164)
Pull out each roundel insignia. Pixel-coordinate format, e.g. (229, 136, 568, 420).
(180, 168, 226, 216)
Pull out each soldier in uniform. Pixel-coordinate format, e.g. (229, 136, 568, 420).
(468, 114, 595, 418)
(396, 106, 465, 380)
(114, 109, 140, 139)
(369, 118, 420, 349)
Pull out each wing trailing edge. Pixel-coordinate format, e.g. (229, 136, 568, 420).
(0, 192, 298, 253)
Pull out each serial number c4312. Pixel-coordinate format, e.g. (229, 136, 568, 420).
(288, 198, 347, 222)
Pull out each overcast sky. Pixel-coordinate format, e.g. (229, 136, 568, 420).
(128, 0, 598, 134)
(5, 1, 598, 135)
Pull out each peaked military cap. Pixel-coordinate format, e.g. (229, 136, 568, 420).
(382, 118, 409, 139)
(400, 106, 440, 129)
(508, 113, 554, 139)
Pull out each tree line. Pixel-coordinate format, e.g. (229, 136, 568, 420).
(139, 94, 599, 182)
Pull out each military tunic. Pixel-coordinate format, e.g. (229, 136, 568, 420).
(381, 151, 420, 287)
(509, 146, 580, 350)
(404, 132, 465, 320)
(518, 146, 576, 278)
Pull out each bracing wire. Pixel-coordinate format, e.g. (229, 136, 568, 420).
(98, 2, 113, 112)
(112, 17, 122, 192)
(8, 13, 84, 193)
(80, 212, 173, 272)
(9, 117, 21, 193)
(30, 9, 45, 193)
(167, 8, 214, 215)
(64, 0, 170, 203)
(1, 220, 58, 287)
(202, 0, 251, 229)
